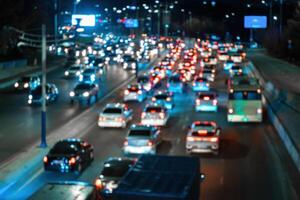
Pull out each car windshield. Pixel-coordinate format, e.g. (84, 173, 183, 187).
(155, 94, 168, 99)
(75, 84, 91, 90)
(145, 107, 162, 113)
(129, 129, 151, 137)
(229, 91, 261, 100)
(138, 77, 149, 83)
(31, 86, 50, 95)
(232, 66, 241, 70)
(50, 142, 78, 155)
(84, 69, 95, 73)
(101, 162, 132, 177)
(103, 108, 122, 114)
(70, 66, 81, 70)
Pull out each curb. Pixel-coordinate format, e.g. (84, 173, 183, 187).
(247, 61, 300, 173)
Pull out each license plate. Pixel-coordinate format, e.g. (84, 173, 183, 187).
(53, 160, 63, 164)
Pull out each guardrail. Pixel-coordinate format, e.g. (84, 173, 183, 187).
(247, 61, 300, 173)
(0, 59, 27, 70)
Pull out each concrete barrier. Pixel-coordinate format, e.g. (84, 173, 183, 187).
(0, 59, 27, 69)
(247, 61, 300, 173)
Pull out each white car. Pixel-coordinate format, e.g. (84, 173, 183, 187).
(186, 121, 221, 155)
(141, 104, 169, 126)
(124, 84, 147, 102)
(98, 103, 133, 128)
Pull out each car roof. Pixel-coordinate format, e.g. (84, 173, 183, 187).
(105, 103, 126, 109)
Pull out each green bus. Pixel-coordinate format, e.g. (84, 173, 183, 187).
(227, 76, 263, 122)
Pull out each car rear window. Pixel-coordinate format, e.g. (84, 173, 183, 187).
(103, 108, 122, 114)
(75, 84, 91, 90)
(102, 163, 131, 177)
(50, 142, 78, 155)
(145, 107, 162, 113)
(129, 129, 151, 137)
(229, 91, 261, 100)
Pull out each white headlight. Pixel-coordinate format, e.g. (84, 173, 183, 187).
(69, 91, 75, 97)
(65, 71, 69, 76)
(24, 83, 29, 88)
(14, 82, 19, 88)
(76, 71, 80, 76)
(83, 92, 90, 97)
(28, 95, 33, 100)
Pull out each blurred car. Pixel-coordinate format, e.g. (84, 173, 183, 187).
(167, 74, 184, 93)
(231, 53, 243, 63)
(98, 103, 133, 128)
(151, 90, 174, 109)
(192, 77, 210, 92)
(95, 157, 136, 195)
(69, 83, 99, 105)
(124, 84, 147, 102)
(137, 75, 152, 91)
(64, 65, 83, 78)
(43, 138, 94, 173)
(186, 121, 221, 155)
(123, 57, 138, 70)
(229, 65, 243, 76)
(28, 84, 58, 105)
(79, 68, 99, 83)
(141, 104, 169, 126)
(195, 92, 218, 112)
(123, 124, 162, 154)
(218, 52, 229, 62)
(199, 68, 215, 82)
(223, 59, 234, 70)
(14, 76, 40, 90)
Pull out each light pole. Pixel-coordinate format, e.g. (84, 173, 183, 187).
(40, 24, 47, 148)
(54, 0, 58, 52)
(279, 0, 283, 35)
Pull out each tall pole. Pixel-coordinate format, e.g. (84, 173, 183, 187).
(54, 0, 58, 52)
(269, 0, 273, 29)
(279, 0, 283, 35)
(157, 10, 161, 37)
(40, 24, 47, 148)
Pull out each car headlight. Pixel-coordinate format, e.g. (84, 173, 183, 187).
(83, 92, 90, 97)
(28, 95, 33, 100)
(24, 83, 29, 88)
(76, 71, 80, 76)
(79, 75, 83, 81)
(91, 74, 96, 81)
(14, 82, 19, 88)
(69, 91, 75, 97)
(65, 71, 69, 76)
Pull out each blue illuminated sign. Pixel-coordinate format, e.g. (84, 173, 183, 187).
(244, 16, 267, 29)
(125, 19, 139, 28)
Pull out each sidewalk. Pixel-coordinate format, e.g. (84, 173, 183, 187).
(0, 55, 66, 89)
(247, 49, 300, 173)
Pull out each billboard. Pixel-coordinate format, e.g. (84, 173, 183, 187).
(244, 16, 267, 29)
(72, 15, 96, 27)
(124, 19, 139, 28)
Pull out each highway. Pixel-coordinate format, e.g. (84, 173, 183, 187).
(1, 53, 299, 199)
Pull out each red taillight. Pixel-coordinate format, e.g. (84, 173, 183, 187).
(95, 179, 103, 190)
(213, 100, 217, 105)
(187, 136, 194, 142)
(43, 156, 48, 163)
(69, 157, 76, 165)
(124, 139, 128, 146)
(210, 137, 218, 142)
(159, 112, 165, 119)
(124, 90, 129, 95)
(147, 141, 153, 146)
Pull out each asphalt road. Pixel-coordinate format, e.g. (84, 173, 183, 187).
(1, 56, 300, 200)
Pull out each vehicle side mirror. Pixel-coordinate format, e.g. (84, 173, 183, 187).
(217, 127, 222, 134)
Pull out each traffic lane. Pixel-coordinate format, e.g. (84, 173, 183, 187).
(0, 63, 135, 163)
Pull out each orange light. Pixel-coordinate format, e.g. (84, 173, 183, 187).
(141, 112, 146, 118)
(69, 157, 76, 165)
(124, 139, 128, 146)
(203, 96, 210, 100)
(159, 112, 165, 119)
(147, 141, 153, 146)
(43, 156, 48, 163)
(124, 90, 129, 95)
(187, 136, 195, 142)
(198, 130, 208, 135)
(137, 90, 142, 95)
(166, 97, 171, 101)
(210, 137, 218, 142)
(95, 179, 103, 190)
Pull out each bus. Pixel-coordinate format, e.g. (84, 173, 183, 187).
(227, 76, 263, 122)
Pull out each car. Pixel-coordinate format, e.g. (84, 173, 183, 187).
(94, 157, 136, 195)
(43, 138, 94, 173)
(64, 65, 83, 78)
(167, 74, 184, 93)
(14, 76, 40, 90)
(195, 92, 218, 112)
(151, 66, 166, 79)
(79, 68, 99, 83)
(123, 124, 162, 155)
(98, 103, 133, 128)
(137, 75, 152, 91)
(231, 53, 243, 63)
(218, 52, 229, 62)
(192, 77, 210, 92)
(151, 90, 174, 109)
(141, 104, 169, 126)
(186, 121, 221, 155)
(229, 65, 243, 76)
(223, 59, 234, 70)
(69, 83, 99, 105)
(199, 68, 215, 82)
(123, 57, 138, 70)
(28, 84, 59, 105)
(124, 84, 147, 102)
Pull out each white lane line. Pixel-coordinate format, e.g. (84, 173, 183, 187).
(16, 168, 43, 193)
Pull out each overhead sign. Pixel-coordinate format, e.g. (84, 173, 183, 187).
(244, 16, 267, 29)
(125, 19, 139, 28)
(72, 15, 96, 27)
